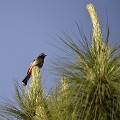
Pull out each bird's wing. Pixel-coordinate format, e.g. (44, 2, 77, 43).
(27, 59, 36, 74)
(27, 57, 43, 74)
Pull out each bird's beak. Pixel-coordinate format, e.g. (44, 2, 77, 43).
(45, 54, 47, 56)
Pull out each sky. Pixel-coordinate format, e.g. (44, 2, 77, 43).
(0, 0, 120, 102)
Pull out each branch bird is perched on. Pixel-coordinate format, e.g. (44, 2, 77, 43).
(22, 53, 47, 86)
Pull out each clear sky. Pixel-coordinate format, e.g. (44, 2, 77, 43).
(0, 0, 120, 101)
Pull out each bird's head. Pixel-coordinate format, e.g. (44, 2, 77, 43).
(39, 53, 47, 58)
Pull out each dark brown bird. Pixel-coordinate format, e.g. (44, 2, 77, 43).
(22, 53, 47, 86)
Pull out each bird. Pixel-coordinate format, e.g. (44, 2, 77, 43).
(22, 53, 47, 86)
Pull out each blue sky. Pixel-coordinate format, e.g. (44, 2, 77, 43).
(0, 0, 120, 101)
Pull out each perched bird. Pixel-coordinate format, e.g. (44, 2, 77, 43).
(22, 53, 47, 86)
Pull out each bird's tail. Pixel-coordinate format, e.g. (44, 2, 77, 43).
(22, 74, 31, 86)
